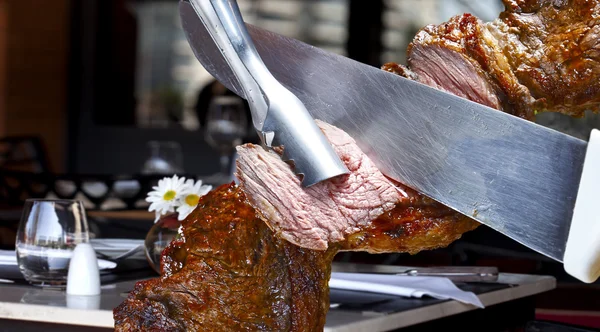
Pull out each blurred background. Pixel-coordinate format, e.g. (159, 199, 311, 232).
(0, 0, 599, 328)
(0, 0, 510, 178)
(1, 0, 596, 176)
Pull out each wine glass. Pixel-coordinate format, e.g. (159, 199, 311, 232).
(15, 199, 90, 288)
(204, 96, 248, 179)
(141, 141, 184, 175)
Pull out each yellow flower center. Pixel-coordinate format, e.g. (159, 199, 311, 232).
(185, 194, 200, 207)
(163, 190, 177, 201)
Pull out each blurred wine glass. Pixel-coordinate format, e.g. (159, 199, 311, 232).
(204, 96, 248, 179)
(141, 141, 184, 175)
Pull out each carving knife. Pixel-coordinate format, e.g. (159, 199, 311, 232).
(179, 1, 600, 283)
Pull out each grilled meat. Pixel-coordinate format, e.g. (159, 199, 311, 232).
(114, 184, 337, 331)
(340, 183, 479, 254)
(388, 0, 600, 119)
(113, 182, 475, 331)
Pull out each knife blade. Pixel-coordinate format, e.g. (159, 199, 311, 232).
(179, 1, 600, 282)
(331, 263, 499, 283)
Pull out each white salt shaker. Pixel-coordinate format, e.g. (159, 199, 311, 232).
(66, 294, 101, 310)
(66, 243, 101, 296)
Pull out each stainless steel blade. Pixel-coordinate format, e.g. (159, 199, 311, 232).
(331, 262, 499, 283)
(180, 1, 588, 262)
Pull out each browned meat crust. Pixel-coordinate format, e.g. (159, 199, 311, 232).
(392, 0, 600, 119)
(341, 183, 479, 254)
(114, 184, 336, 332)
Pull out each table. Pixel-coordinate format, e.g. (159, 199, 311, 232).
(0, 273, 555, 331)
(325, 273, 555, 331)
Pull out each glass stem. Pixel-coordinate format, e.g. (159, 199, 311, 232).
(220, 154, 231, 176)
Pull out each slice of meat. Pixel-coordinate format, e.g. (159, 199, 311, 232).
(235, 120, 402, 250)
(236, 122, 479, 254)
(405, 38, 505, 111)
(114, 184, 337, 332)
(396, 0, 600, 119)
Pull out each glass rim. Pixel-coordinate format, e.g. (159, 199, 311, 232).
(24, 198, 84, 204)
(211, 95, 244, 105)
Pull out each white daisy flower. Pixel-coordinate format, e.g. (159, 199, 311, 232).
(146, 175, 186, 222)
(176, 179, 212, 221)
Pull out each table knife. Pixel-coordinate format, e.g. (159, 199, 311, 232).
(332, 263, 498, 283)
(179, 1, 600, 283)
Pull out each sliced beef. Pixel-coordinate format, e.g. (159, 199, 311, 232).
(235, 120, 402, 250)
(236, 121, 479, 253)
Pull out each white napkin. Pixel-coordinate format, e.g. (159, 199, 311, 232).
(330, 272, 485, 308)
(0, 250, 117, 270)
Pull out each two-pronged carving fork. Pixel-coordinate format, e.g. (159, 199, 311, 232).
(184, 0, 348, 187)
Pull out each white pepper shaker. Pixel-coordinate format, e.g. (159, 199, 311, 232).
(66, 243, 101, 296)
